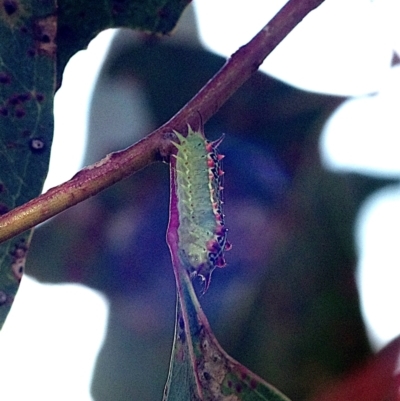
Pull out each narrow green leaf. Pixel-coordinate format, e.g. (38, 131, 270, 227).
(163, 271, 291, 401)
(163, 296, 202, 401)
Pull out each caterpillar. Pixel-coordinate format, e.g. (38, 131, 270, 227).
(172, 125, 231, 292)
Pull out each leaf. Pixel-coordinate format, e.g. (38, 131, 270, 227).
(163, 271, 291, 401)
(0, 0, 56, 329)
(163, 296, 202, 401)
(0, 0, 189, 329)
(57, 0, 191, 86)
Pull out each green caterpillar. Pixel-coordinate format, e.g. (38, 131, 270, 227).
(172, 126, 231, 291)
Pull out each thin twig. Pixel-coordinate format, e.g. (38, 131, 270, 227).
(0, 0, 326, 243)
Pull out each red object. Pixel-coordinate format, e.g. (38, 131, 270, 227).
(310, 336, 400, 401)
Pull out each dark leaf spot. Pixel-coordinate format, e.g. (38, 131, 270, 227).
(11, 241, 28, 280)
(250, 379, 257, 389)
(29, 137, 45, 153)
(9, 94, 20, 105)
(0, 72, 11, 84)
(0, 107, 8, 116)
(12, 263, 24, 281)
(0, 291, 7, 306)
(10, 241, 27, 258)
(235, 383, 243, 393)
(35, 93, 44, 102)
(0, 183, 4, 193)
(21, 129, 30, 137)
(178, 316, 186, 342)
(27, 48, 35, 57)
(34, 15, 56, 57)
(0, 203, 9, 215)
(3, 0, 18, 16)
(18, 92, 31, 102)
(203, 371, 211, 381)
(178, 330, 185, 343)
(40, 34, 50, 43)
(15, 108, 25, 118)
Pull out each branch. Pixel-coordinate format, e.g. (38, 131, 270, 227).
(0, 0, 326, 244)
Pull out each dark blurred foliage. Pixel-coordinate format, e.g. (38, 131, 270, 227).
(26, 11, 395, 401)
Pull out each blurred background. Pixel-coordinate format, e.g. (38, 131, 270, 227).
(0, 1, 399, 400)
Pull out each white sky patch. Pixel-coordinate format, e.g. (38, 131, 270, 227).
(43, 29, 116, 193)
(194, 0, 393, 96)
(355, 187, 400, 350)
(320, 65, 400, 176)
(0, 276, 109, 401)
